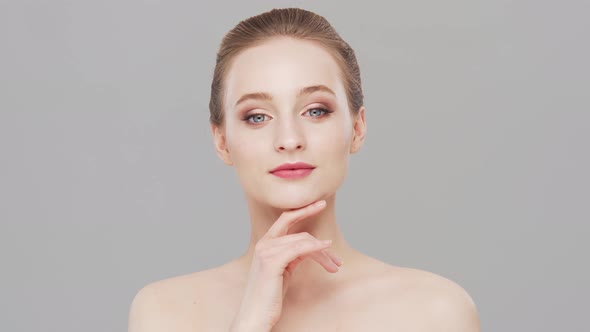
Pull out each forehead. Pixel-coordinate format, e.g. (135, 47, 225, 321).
(224, 37, 346, 107)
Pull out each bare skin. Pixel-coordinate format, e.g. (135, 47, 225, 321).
(128, 249, 479, 331)
(128, 37, 480, 331)
(128, 199, 480, 332)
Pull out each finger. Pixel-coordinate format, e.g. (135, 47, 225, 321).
(308, 250, 340, 273)
(264, 200, 326, 239)
(262, 232, 325, 256)
(285, 256, 303, 276)
(275, 238, 333, 271)
(263, 231, 318, 248)
(284, 249, 340, 278)
(282, 246, 339, 274)
(262, 233, 340, 272)
(321, 247, 343, 266)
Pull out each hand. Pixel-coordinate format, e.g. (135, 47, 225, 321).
(229, 200, 342, 332)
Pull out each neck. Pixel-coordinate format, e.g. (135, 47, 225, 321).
(237, 193, 357, 301)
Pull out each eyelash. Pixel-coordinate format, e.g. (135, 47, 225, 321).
(242, 107, 334, 125)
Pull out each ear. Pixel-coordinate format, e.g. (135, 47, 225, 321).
(210, 123, 233, 165)
(350, 106, 366, 154)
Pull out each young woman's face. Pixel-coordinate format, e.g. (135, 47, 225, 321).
(213, 37, 365, 210)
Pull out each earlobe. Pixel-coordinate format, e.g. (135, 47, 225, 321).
(350, 106, 366, 154)
(211, 123, 233, 165)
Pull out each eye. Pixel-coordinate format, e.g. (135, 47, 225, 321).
(304, 107, 333, 118)
(243, 113, 270, 125)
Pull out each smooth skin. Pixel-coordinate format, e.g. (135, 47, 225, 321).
(128, 37, 480, 331)
(230, 200, 340, 331)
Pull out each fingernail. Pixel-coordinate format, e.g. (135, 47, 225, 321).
(316, 200, 326, 207)
(322, 239, 332, 245)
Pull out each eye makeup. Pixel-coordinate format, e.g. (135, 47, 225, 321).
(241, 106, 334, 126)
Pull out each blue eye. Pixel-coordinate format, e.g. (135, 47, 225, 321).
(244, 114, 269, 124)
(242, 108, 333, 126)
(305, 108, 333, 117)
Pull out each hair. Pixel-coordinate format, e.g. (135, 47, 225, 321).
(208, 7, 364, 127)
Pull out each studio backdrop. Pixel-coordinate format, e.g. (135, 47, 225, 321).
(1, 1, 588, 331)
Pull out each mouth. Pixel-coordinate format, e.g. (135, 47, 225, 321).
(270, 162, 316, 179)
(270, 168, 315, 179)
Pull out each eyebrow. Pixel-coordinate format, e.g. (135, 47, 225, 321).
(234, 85, 336, 108)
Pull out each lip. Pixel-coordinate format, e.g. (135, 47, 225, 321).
(270, 162, 316, 173)
(270, 162, 316, 179)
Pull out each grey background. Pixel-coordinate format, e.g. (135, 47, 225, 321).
(1, 0, 588, 331)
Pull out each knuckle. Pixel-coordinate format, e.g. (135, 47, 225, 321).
(254, 249, 274, 269)
(294, 241, 305, 250)
(256, 256, 272, 271)
(291, 240, 310, 253)
(254, 242, 269, 256)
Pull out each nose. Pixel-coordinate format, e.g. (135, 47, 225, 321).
(274, 117, 306, 152)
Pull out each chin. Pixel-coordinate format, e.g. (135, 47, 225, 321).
(269, 197, 319, 210)
(264, 186, 336, 210)
(243, 169, 346, 210)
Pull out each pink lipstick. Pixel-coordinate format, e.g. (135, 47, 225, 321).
(270, 162, 315, 179)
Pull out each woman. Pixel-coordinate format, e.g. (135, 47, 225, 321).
(128, 8, 480, 332)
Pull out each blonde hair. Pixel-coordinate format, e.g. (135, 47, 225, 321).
(208, 7, 364, 127)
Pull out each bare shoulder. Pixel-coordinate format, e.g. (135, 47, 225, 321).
(379, 264, 481, 331)
(127, 262, 240, 332)
(128, 280, 169, 332)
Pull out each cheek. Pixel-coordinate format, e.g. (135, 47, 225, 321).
(225, 125, 268, 168)
(313, 117, 353, 155)
(227, 137, 254, 166)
